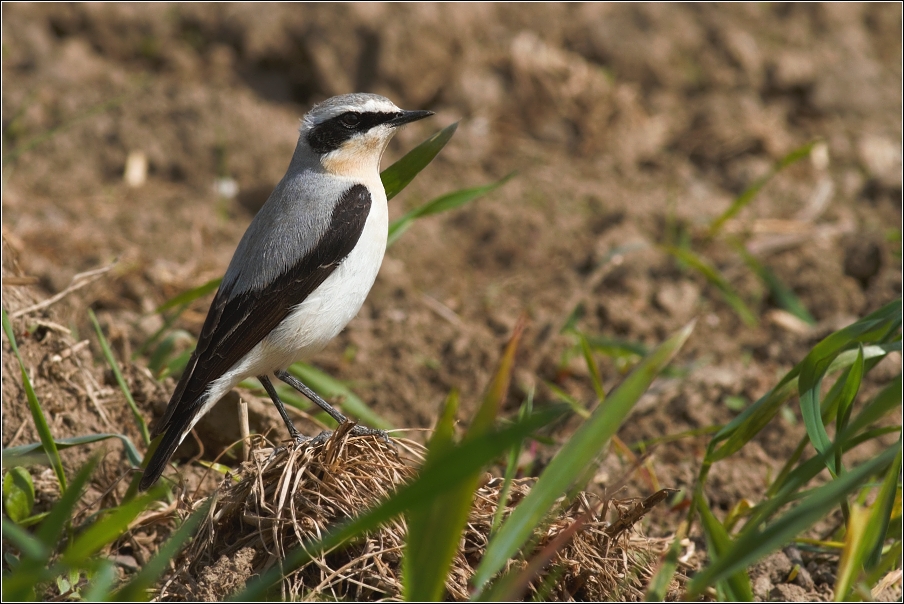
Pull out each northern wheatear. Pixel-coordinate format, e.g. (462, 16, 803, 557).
(140, 93, 433, 490)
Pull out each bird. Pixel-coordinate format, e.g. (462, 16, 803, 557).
(139, 93, 433, 490)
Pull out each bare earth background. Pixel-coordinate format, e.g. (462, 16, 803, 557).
(2, 4, 902, 601)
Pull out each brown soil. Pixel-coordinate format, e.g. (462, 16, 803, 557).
(2, 3, 901, 601)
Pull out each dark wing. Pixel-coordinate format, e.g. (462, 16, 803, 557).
(152, 184, 372, 437)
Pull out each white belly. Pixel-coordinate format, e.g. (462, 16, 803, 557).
(259, 200, 388, 367)
(206, 191, 388, 395)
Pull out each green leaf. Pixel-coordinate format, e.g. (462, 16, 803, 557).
(707, 141, 816, 237)
(287, 362, 391, 430)
(381, 122, 458, 201)
(3, 433, 143, 468)
(233, 407, 564, 601)
(662, 246, 757, 326)
(154, 278, 221, 314)
(388, 173, 514, 247)
(471, 321, 694, 594)
(3, 468, 35, 524)
(89, 309, 151, 446)
(2, 307, 67, 493)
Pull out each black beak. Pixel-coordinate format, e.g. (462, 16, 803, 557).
(388, 109, 434, 128)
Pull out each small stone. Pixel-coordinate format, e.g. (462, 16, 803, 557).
(858, 135, 902, 187)
(655, 281, 699, 321)
(843, 239, 882, 289)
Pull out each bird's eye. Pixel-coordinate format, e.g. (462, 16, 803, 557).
(339, 113, 360, 129)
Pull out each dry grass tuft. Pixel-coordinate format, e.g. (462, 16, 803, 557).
(160, 427, 678, 601)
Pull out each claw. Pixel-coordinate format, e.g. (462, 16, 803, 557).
(349, 424, 390, 443)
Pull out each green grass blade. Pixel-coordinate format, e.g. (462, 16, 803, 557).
(695, 493, 753, 601)
(707, 141, 816, 237)
(734, 244, 815, 324)
(89, 309, 151, 446)
(865, 445, 902, 570)
(3, 85, 144, 166)
(583, 334, 648, 359)
(579, 333, 606, 403)
(833, 504, 874, 602)
(82, 561, 118, 602)
(154, 278, 221, 314)
(645, 528, 685, 601)
(754, 426, 900, 530)
(708, 302, 901, 463)
(471, 321, 694, 594)
(662, 246, 757, 326)
(61, 490, 161, 565)
(233, 407, 564, 601)
(146, 329, 193, 377)
(1, 516, 48, 562)
(687, 443, 899, 598)
(833, 346, 865, 473)
(388, 173, 514, 247)
(799, 376, 835, 477)
(845, 375, 902, 436)
(112, 496, 213, 601)
(491, 391, 533, 537)
(405, 321, 524, 601)
(2, 307, 67, 492)
(3, 433, 143, 468)
(404, 391, 463, 601)
(2, 459, 99, 601)
(381, 122, 458, 201)
(835, 348, 866, 434)
(545, 381, 591, 419)
(470, 317, 523, 436)
(34, 457, 97, 550)
(287, 362, 391, 430)
(134, 307, 190, 360)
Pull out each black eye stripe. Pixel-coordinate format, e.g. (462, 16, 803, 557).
(307, 111, 401, 154)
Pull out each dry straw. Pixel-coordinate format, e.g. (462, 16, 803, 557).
(160, 429, 678, 601)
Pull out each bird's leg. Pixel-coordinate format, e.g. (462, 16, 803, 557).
(257, 374, 305, 444)
(274, 369, 389, 442)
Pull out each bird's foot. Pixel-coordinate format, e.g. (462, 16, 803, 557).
(347, 424, 390, 443)
(304, 424, 390, 446)
(307, 430, 333, 446)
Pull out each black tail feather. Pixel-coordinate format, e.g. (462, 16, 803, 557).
(139, 425, 187, 491)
